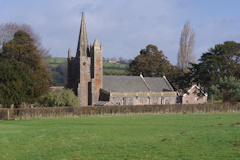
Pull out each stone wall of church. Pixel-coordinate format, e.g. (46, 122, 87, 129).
(90, 40, 103, 105)
(109, 95, 176, 105)
(78, 56, 91, 106)
(67, 57, 80, 94)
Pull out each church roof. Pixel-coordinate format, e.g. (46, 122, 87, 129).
(144, 77, 173, 92)
(102, 75, 174, 93)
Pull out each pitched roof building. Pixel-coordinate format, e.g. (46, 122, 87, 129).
(66, 13, 177, 106)
(177, 84, 208, 104)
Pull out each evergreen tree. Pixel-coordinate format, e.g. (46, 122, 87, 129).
(211, 76, 240, 102)
(0, 30, 51, 108)
(191, 41, 240, 89)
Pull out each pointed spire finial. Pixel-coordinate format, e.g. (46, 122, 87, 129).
(76, 12, 89, 57)
(93, 38, 100, 47)
(68, 48, 71, 59)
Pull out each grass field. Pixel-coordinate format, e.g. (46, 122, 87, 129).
(0, 113, 240, 159)
(103, 68, 126, 74)
(102, 61, 128, 69)
(44, 58, 67, 68)
(45, 58, 128, 70)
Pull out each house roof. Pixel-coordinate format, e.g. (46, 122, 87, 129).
(102, 75, 174, 93)
(183, 84, 208, 97)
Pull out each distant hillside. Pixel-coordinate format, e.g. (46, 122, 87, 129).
(45, 58, 128, 86)
(45, 58, 67, 68)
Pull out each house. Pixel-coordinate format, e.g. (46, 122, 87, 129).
(178, 84, 208, 104)
(108, 59, 117, 63)
(66, 12, 177, 106)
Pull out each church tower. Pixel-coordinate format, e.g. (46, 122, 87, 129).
(67, 12, 103, 106)
(90, 38, 103, 104)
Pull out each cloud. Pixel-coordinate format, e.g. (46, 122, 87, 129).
(1, 0, 240, 65)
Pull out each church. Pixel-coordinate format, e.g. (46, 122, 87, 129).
(66, 13, 177, 106)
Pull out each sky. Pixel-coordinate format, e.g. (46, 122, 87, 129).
(1, 0, 240, 65)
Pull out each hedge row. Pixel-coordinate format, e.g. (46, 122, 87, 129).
(0, 103, 240, 120)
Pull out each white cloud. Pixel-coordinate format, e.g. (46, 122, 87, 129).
(1, 0, 240, 65)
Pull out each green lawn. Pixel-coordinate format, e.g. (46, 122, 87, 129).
(1, 113, 239, 159)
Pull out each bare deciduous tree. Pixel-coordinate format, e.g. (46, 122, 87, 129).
(177, 20, 195, 72)
(0, 22, 50, 58)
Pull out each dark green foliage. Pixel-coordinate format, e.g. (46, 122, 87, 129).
(128, 44, 172, 77)
(191, 41, 240, 89)
(128, 44, 192, 90)
(210, 85, 222, 101)
(0, 30, 51, 108)
(211, 76, 240, 102)
(52, 61, 67, 86)
(36, 89, 79, 107)
(166, 65, 192, 91)
(45, 58, 68, 86)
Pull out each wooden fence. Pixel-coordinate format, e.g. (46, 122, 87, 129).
(0, 103, 240, 120)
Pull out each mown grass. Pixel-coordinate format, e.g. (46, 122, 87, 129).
(1, 113, 239, 159)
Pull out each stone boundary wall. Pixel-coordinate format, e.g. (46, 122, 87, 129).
(0, 103, 239, 120)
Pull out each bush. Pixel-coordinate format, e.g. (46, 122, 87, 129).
(35, 89, 79, 107)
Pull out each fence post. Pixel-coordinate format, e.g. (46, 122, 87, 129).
(7, 109, 9, 120)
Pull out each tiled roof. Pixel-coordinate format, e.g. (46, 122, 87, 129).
(144, 77, 173, 92)
(102, 75, 174, 93)
(103, 75, 149, 92)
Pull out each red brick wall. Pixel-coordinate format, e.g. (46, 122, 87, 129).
(91, 44, 103, 104)
(183, 86, 207, 104)
(78, 57, 91, 106)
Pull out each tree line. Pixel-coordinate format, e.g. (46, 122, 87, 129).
(0, 21, 239, 108)
(128, 21, 239, 103)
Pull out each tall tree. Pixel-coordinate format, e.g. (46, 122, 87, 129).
(128, 44, 171, 77)
(0, 30, 51, 108)
(191, 41, 240, 89)
(0, 23, 50, 59)
(177, 20, 195, 72)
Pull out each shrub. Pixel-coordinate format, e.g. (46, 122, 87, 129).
(35, 89, 79, 107)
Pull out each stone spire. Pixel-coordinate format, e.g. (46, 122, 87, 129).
(76, 12, 89, 57)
